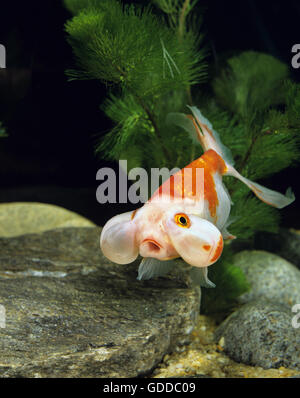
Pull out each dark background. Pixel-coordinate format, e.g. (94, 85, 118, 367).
(0, 0, 299, 227)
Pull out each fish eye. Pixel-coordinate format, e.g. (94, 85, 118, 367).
(174, 213, 190, 228)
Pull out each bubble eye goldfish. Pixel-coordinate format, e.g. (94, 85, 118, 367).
(100, 106, 295, 287)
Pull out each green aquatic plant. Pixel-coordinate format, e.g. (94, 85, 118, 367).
(64, 0, 206, 170)
(64, 0, 299, 315)
(0, 122, 7, 138)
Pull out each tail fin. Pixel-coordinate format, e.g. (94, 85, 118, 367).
(167, 106, 295, 209)
(226, 165, 295, 209)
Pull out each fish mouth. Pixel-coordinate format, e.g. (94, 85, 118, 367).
(141, 238, 162, 253)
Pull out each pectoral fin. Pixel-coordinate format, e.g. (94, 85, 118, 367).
(189, 266, 216, 288)
(221, 216, 238, 240)
(137, 257, 176, 280)
(221, 228, 236, 240)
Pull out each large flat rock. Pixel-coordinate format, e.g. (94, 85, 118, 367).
(0, 227, 200, 377)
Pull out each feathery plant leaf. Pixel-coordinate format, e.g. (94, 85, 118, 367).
(0, 122, 7, 138)
(211, 51, 299, 180)
(246, 121, 299, 180)
(152, 0, 202, 39)
(96, 94, 166, 170)
(65, 0, 208, 170)
(285, 80, 300, 129)
(65, 1, 206, 98)
(97, 91, 201, 170)
(64, 0, 110, 15)
(213, 51, 289, 123)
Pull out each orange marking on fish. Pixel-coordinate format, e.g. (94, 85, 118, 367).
(254, 194, 276, 207)
(131, 209, 137, 220)
(203, 244, 211, 251)
(210, 235, 224, 263)
(199, 150, 227, 217)
(180, 150, 226, 217)
(150, 149, 227, 218)
(202, 149, 227, 174)
(250, 184, 262, 194)
(250, 184, 276, 207)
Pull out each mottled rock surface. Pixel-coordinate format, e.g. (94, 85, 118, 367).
(0, 227, 200, 378)
(152, 314, 300, 378)
(233, 250, 300, 306)
(215, 301, 300, 370)
(0, 202, 95, 238)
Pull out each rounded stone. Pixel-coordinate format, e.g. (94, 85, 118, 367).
(215, 301, 300, 370)
(232, 250, 300, 307)
(0, 202, 95, 237)
(255, 229, 300, 269)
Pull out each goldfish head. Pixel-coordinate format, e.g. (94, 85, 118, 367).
(100, 201, 224, 268)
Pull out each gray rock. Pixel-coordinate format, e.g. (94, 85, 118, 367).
(255, 229, 300, 269)
(0, 202, 95, 238)
(215, 301, 300, 370)
(0, 227, 200, 378)
(233, 250, 300, 307)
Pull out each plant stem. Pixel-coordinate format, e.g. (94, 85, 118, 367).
(178, 0, 193, 106)
(240, 136, 257, 174)
(178, 0, 190, 39)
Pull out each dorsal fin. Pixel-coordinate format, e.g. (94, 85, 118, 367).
(187, 106, 235, 166)
(166, 106, 235, 166)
